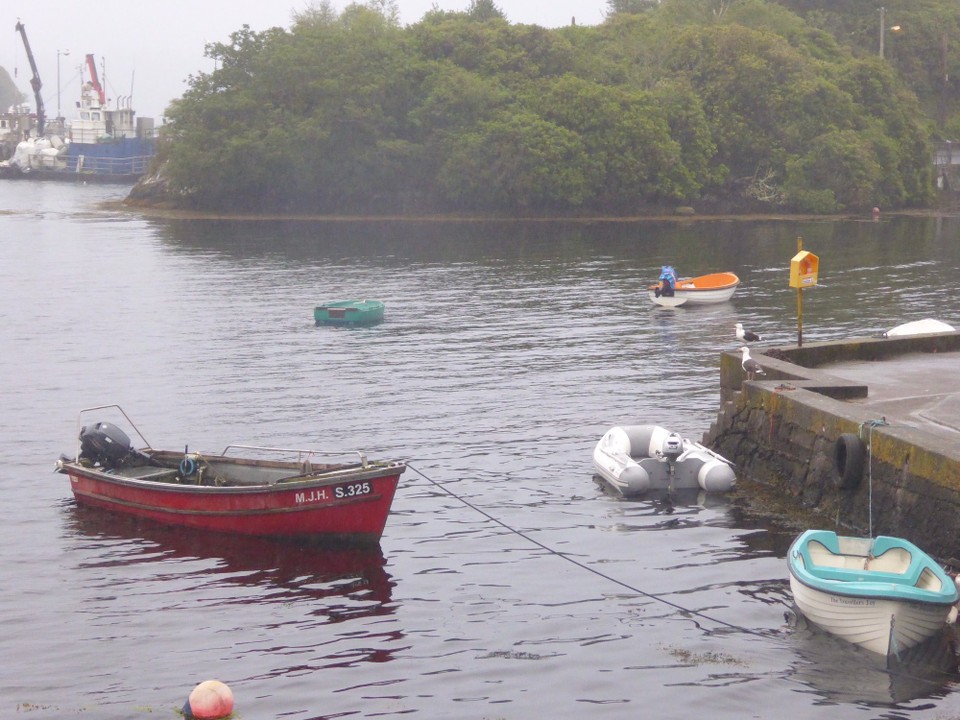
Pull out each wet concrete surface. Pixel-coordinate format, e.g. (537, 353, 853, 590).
(820, 351, 960, 441)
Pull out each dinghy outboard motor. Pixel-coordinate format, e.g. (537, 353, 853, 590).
(660, 433, 684, 461)
(79, 421, 136, 469)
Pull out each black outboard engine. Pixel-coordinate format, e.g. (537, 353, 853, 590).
(79, 421, 135, 468)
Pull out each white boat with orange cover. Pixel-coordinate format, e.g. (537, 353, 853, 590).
(648, 267, 740, 306)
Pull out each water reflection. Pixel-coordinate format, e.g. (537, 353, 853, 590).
(63, 504, 394, 616)
(152, 218, 620, 265)
(593, 480, 733, 519)
(788, 612, 959, 706)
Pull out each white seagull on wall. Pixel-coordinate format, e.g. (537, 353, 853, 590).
(739, 346, 765, 380)
(735, 323, 763, 343)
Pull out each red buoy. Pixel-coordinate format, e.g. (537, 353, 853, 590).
(183, 680, 234, 719)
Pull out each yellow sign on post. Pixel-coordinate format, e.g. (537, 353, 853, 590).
(789, 250, 819, 288)
(789, 240, 818, 347)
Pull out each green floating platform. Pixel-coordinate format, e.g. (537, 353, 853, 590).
(314, 299, 385, 326)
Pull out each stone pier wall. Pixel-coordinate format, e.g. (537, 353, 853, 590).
(703, 332, 960, 563)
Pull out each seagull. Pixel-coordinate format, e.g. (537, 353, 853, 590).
(735, 322, 763, 343)
(739, 346, 765, 380)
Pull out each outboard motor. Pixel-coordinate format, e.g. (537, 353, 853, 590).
(79, 421, 134, 468)
(660, 433, 684, 461)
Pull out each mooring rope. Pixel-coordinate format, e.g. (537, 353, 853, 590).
(858, 418, 889, 538)
(406, 462, 769, 638)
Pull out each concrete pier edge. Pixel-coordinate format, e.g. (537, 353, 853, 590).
(704, 331, 960, 564)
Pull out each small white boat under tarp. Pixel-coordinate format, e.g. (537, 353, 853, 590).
(788, 530, 959, 657)
(883, 318, 955, 337)
(592, 425, 735, 497)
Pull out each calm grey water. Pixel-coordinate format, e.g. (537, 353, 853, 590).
(2, 181, 960, 720)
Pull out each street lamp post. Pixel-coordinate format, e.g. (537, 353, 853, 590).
(879, 7, 901, 59)
(57, 48, 69, 119)
(880, 7, 886, 57)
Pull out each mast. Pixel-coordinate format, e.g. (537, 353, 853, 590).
(14, 20, 45, 136)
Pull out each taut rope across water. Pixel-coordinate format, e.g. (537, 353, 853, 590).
(407, 463, 770, 638)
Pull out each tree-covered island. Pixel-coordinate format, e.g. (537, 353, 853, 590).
(136, 0, 960, 216)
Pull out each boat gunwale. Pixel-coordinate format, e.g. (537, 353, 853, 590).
(61, 458, 406, 495)
(315, 299, 384, 310)
(788, 573, 958, 606)
(788, 530, 958, 605)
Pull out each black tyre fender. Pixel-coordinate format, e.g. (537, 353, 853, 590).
(833, 433, 865, 490)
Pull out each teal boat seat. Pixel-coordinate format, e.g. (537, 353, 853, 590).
(796, 532, 938, 590)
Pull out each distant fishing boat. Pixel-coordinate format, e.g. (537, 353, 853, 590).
(1, 25, 155, 182)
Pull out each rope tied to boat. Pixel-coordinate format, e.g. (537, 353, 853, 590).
(858, 418, 888, 538)
(406, 462, 771, 639)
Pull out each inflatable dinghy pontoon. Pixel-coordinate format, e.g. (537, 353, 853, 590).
(593, 425, 735, 497)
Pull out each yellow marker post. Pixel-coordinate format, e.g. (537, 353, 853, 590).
(789, 238, 819, 346)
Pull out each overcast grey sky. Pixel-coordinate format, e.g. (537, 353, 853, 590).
(7, 0, 602, 123)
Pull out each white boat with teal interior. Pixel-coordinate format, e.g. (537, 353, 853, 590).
(788, 530, 958, 656)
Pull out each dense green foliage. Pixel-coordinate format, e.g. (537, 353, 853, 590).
(157, 0, 954, 214)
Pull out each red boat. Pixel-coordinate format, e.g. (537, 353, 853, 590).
(55, 405, 405, 544)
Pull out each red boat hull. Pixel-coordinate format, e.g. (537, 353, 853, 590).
(64, 464, 403, 543)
